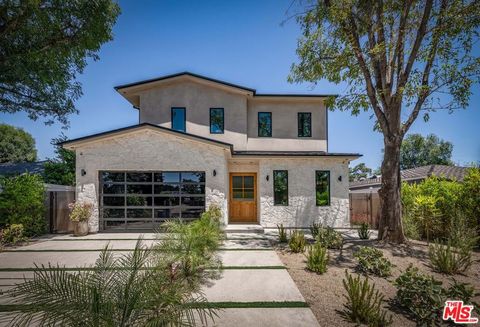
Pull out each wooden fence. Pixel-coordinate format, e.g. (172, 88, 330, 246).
(45, 184, 75, 233)
(349, 192, 380, 229)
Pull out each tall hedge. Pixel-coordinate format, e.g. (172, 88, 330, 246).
(0, 173, 46, 236)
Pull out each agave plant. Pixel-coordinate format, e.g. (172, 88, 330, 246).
(2, 239, 217, 327)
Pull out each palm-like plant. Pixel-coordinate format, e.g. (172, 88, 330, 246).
(2, 239, 217, 327)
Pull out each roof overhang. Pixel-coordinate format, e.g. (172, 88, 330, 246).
(232, 151, 361, 161)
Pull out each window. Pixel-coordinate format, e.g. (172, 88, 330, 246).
(258, 112, 272, 137)
(232, 175, 255, 200)
(273, 170, 288, 205)
(298, 112, 312, 137)
(100, 171, 205, 230)
(315, 171, 330, 206)
(171, 107, 186, 132)
(210, 108, 224, 134)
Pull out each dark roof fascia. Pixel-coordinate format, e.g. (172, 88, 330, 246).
(58, 123, 234, 151)
(232, 151, 362, 157)
(253, 94, 338, 98)
(114, 72, 256, 93)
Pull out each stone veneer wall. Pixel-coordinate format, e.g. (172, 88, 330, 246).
(258, 158, 350, 228)
(74, 129, 230, 232)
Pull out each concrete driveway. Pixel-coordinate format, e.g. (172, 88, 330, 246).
(0, 232, 319, 326)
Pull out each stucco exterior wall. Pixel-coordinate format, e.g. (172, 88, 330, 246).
(74, 129, 230, 232)
(138, 81, 248, 150)
(247, 98, 328, 152)
(258, 157, 350, 228)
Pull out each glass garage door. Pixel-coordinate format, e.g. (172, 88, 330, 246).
(99, 171, 206, 231)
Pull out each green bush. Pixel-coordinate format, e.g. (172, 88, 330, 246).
(277, 223, 288, 243)
(288, 230, 306, 253)
(341, 270, 392, 327)
(316, 226, 343, 249)
(0, 173, 46, 236)
(394, 265, 445, 326)
(358, 222, 371, 240)
(305, 243, 328, 274)
(310, 222, 321, 237)
(429, 240, 474, 275)
(411, 195, 441, 242)
(68, 202, 93, 222)
(445, 280, 479, 314)
(353, 246, 393, 277)
(0, 224, 27, 246)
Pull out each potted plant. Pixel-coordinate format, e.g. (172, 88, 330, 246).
(68, 202, 93, 236)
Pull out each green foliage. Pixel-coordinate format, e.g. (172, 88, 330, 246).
(277, 224, 288, 243)
(445, 280, 479, 314)
(288, 230, 306, 253)
(341, 270, 392, 327)
(0, 124, 37, 163)
(353, 247, 393, 277)
(0, 173, 45, 236)
(357, 222, 371, 240)
(68, 202, 93, 223)
(394, 265, 445, 326)
(305, 243, 328, 274)
(0, 0, 120, 125)
(349, 163, 372, 182)
(400, 134, 453, 170)
(461, 167, 480, 229)
(0, 224, 27, 246)
(3, 239, 217, 326)
(315, 226, 343, 249)
(309, 222, 321, 237)
(43, 135, 75, 186)
(410, 195, 441, 242)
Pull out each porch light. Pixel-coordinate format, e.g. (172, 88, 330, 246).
(81, 169, 87, 176)
(213, 169, 217, 177)
(338, 175, 342, 182)
(266, 175, 269, 181)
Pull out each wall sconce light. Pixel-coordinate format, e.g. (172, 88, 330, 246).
(81, 169, 87, 176)
(338, 175, 342, 182)
(213, 169, 217, 177)
(266, 175, 269, 181)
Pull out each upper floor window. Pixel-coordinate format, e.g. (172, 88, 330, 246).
(171, 107, 186, 132)
(298, 112, 312, 137)
(273, 170, 288, 205)
(210, 108, 224, 134)
(315, 170, 330, 206)
(258, 112, 272, 137)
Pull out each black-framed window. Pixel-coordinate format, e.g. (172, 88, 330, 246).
(210, 108, 224, 134)
(99, 171, 205, 230)
(315, 171, 330, 206)
(171, 107, 186, 132)
(273, 170, 288, 206)
(258, 112, 272, 137)
(298, 112, 312, 137)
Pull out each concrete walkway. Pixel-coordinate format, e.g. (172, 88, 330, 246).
(0, 233, 319, 326)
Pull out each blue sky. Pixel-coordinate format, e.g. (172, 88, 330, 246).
(1, 0, 479, 169)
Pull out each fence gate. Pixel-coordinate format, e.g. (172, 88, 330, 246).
(349, 192, 380, 229)
(45, 184, 75, 233)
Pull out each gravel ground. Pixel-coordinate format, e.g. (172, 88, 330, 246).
(276, 238, 480, 327)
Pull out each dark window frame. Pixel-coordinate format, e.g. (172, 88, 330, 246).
(258, 112, 272, 137)
(273, 170, 288, 206)
(171, 107, 186, 132)
(298, 112, 312, 137)
(209, 108, 225, 134)
(315, 170, 331, 206)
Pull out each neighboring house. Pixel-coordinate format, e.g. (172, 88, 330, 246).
(0, 161, 47, 176)
(349, 164, 470, 193)
(61, 72, 361, 232)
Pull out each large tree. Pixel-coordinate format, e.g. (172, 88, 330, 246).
(349, 162, 373, 181)
(43, 134, 75, 186)
(0, 0, 120, 125)
(400, 133, 453, 169)
(290, 0, 480, 242)
(0, 124, 37, 163)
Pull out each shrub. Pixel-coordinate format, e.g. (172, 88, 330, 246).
(353, 246, 393, 277)
(305, 243, 328, 274)
(277, 224, 288, 243)
(358, 222, 371, 240)
(429, 239, 473, 274)
(341, 270, 392, 327)
(411, 195, 441, 242)
(316, 226, 343, 249)
(0, 224, 27, 246)
(288, 230, 306, 253)
(445, 280, 479, 314)
(394, 265, 445, 326)
(309, 222, 321, 237)
(68, 202, 93, 222)
(0, 173, 46, 236)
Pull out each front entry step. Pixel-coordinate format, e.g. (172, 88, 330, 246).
(225, 224, 264, 234)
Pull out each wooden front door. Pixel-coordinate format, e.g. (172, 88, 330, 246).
(229, 173, 257, 223)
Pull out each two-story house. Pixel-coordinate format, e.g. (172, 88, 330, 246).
(61, 72, 361, 232)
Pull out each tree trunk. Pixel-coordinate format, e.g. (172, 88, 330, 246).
(378, 137, 406, 243)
